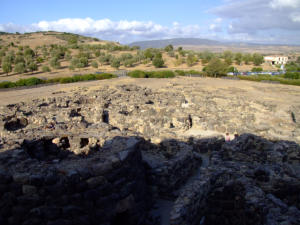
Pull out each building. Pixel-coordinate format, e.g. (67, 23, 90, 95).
(264, 56, 288, 65)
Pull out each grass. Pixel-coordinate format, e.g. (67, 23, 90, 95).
(128, 70, 175, 78)
(0, 73, 117, 89)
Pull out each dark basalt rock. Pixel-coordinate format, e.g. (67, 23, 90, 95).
(4, 117, 28, 131)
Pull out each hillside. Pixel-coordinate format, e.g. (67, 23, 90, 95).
(0, 31, 113, 48)
(0, 31, 296, 83)
(130, 38, 300, 54)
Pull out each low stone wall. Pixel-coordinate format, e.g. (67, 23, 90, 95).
(0, 136, 149, 225)
(142, 140, 201, 198)
(170, 174, 210, 225)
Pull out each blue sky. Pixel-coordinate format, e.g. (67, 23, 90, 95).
(1, 0, 300, 44)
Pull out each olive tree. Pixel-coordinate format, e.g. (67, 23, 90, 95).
(205, 58, 228, 77)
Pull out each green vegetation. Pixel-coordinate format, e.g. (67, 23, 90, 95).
(174, 70, 203, 76)
(0, 73, 116, 89)
(91, 61, 98, 68)
(42, 65, 51, 72)
(204, 58, 228, 77)
(252, 53, 264, 66)
(284, 72, 300, 79)
(2, 61, 12, 74)
(128, 70, 175, 78)
(251, 67, 263, 72)
(14, 62, 26, 73)
(234, 74, 300, 86)
(152, 53, 165, 68)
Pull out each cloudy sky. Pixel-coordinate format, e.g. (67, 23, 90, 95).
(1, 0, 300, 44)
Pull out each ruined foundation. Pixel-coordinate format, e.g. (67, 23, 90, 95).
(0, 85, 300, 225)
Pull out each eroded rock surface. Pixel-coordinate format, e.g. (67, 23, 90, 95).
(0, 84, 300, 225)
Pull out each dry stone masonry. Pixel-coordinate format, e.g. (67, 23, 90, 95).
(0, 84, 300, 225)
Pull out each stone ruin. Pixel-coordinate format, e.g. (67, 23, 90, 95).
(0, 85, 300, 225)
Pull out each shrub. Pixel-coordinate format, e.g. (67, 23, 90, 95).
(59, 77, 74, 83)
(27, 62, 38, 72)
(152, 57, 164, 68)
(150, 71, 175, 78)
(42, 65, 51, 72)
(15, 77, 43, 86)
(284, 72, 300, 79)
(49, 57, 61, 69)
(175, 70, 186, 76)
(2, 62, 12, 74)
(123, 59, 135, 67)
(14, 55, 25, 64)
(79, 57, 89, 67)
(91, 61, 98, 68)
(251, 67, 263, 72)
(14, 63, 26, 74)
(111, 58, 121, 69)
(36, 57, 44, 63)
(128, 70, 146, 78)
(128, 70, 174, 78)
(0, 81, 16, 88)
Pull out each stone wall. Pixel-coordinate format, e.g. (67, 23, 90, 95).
(0, 136, 149, 225)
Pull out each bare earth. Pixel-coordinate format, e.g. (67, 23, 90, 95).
(0, 77, 300, 141)
(1, 77, 299, 105)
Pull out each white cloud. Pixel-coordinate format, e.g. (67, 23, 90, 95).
(211, 0, 300, 44)
(0, 18, 202, 43)
(270, 0, 300, 9)
(209, 24, 222, 32)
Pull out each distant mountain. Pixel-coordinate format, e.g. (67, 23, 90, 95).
(129, 38, 221, 49)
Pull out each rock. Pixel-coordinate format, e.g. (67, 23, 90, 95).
(22, 185, 37, 195)
(86, 176, 107, 189)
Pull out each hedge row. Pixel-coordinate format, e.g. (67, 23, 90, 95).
(236, 74, 300, 86)
(174, 70, 203, 76)
(127, 70, 175, 78)
(0, 73, 116, 89)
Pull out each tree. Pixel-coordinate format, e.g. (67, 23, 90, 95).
(252, 53, 264, 66)
(2, 62, 12, 75)
(14, 62, 26, 74)
(49, 57, 61, 69)
(235, 53, 243, 65)
(223, 50, 233, 65)
(152, 56, 164, 68)
(124, 59, 135, 67)
(243, 53, 252, 65)
(201, 51, 215, 64)
(111, 58, 121, 69)
(91, 61, 98, 68)
(144, 48, 155, 60)
(24, 48, 35, 57)
(186, 54, 197, 67)
(14, 55, 25, 64)
(205, 58, 228, 77)
(79, 57, 89, 67)
(164, 44, 173, 52)
(27, 62, 38, 73)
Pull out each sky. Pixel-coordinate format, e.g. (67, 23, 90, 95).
(1, 0, 300, 44)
